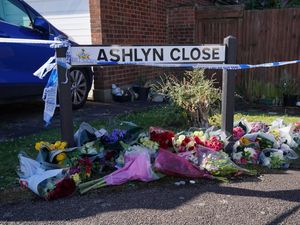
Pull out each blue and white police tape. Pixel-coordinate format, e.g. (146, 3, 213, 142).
(0, 37, 62, 45)
(93, 59, 300, 70)
(0, 37, 70, 48)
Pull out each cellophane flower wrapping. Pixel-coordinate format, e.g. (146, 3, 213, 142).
(104, 146, 160, 185)
(232, 137, 261, 165)
(197, 146, 256, 177)
(154, 148, 211, 179)
(259, 145, 298, 169)
(172, 130, 224, 153)
(18, 153, 75, 200)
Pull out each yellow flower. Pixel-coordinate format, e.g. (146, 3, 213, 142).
(49, 144, 56, 150)
(60, 142, 67, 149)
(71, 173, 81, 185)
(193, 131, 204, 137)
(34, 141, 50, 151)
(239, 137, 251, 146)
(269, 129, 280, 140)
(55, 153, 66, 162)
(35, 142, 42, 151)
(54, 141, 61, 149)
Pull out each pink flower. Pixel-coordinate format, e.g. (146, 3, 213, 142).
(233, 127, 245, 141)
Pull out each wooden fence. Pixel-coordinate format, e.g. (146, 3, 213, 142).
(196, 6, 300, 103)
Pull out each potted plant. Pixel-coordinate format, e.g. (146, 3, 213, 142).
(279, 77, 298, 107)
(132, 75, 150, 101)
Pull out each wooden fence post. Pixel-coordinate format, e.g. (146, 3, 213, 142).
(55, 47, 75, 147)
(221, 36, 237, 139)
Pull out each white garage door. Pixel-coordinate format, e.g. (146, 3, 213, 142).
(25, 0, 91, 44)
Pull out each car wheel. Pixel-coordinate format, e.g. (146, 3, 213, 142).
(69, 69, 90, 109)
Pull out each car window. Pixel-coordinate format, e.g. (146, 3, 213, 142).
(0, 0, 32, 28)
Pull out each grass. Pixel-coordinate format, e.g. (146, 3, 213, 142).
(0, 105, 300, 191)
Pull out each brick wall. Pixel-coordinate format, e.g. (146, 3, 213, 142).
(89, 0, 213, 102)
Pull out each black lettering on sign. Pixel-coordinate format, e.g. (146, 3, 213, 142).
(212, 48, 220, 60)
(141, 48, 151, 61)
(202, 48, 210, 60)
(170, 48, 180, 61)
(110, 49, 120, 62)
(190, 48, 201, 60)
(97, 49, 108, 61)
(134, 49, 143, 61)
(153, 48, 163, 61)
(182, 48, 189, 60)
(122, 48, 133, 61)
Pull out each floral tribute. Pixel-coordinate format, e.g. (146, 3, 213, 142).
(17, 118, 300, 200)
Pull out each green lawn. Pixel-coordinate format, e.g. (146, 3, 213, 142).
(0, 105, 299, 190)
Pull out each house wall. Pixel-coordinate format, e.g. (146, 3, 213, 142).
(25, 0, 91, 44)
(89, 0, 213, 102)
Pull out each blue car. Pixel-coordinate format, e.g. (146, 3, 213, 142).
(0, 0, 93, 109)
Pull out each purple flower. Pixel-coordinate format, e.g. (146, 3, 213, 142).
(102, 129, 127, 144)
(69, 166, 80, 175)
(250, 122, 269, 133)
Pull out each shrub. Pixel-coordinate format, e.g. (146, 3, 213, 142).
(152, 69, 221, 128)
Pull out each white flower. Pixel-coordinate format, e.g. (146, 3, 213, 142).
(186, 140, 195, 148)
(178, 135, 186, 142)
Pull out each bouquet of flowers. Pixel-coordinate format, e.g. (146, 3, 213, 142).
(233, 126, 246, 141)
(172, 133, 197, 152)
(294, 122, 300, 133)
(69, 156, 93, 183)
(259, 145, 298, 169)
(250, 122, 269, 133)
(203, 136, 224, 151)
(79, 146, 160, 194)
(149, 127, 174, 149)
(18, 153, 75, 200)
(101, 128, 126, 145)
(259, 149, 288, 169)
(232, 147, 260, 165)
(35, 140, 68, 164)
(197, 146, 256, 177)
(154, 149, 211, 179)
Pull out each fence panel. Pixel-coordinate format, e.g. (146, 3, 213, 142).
(196, 7, 300, 103)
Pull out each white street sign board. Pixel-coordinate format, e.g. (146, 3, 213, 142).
(70, 45, 225, 66)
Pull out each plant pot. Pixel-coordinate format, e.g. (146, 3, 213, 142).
(283, 94, 297, 107)
(132, 86, 150, 101)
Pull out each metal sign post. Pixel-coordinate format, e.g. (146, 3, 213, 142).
(55, 47, 75, 147)
(221, 36, 237, 138)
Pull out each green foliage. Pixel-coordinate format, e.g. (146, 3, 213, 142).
(278, 76, 298, 96)
(237, 79, 282, 104)
(152, 69, 221, 128)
